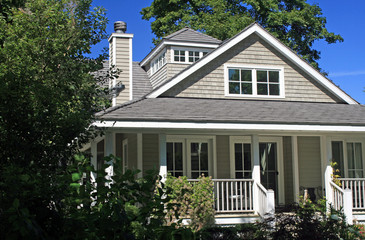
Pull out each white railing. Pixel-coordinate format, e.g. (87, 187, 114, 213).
(340, 178, 365, 210)
(330, 180, 353, 224)
(213, 179, 254, 213)
(256, 182, 275, 217)
(330, 181, 344, 211)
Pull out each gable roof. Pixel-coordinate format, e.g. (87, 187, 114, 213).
(96, 97, 365, 127)
(132, 62, 152, 99)
(146, 23, 358, 105)
(163, 27, 222, 44)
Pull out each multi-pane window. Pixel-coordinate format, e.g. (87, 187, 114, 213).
(189, 51, 200, 62)
(190, 142, 209, 179)
(167, 142, 183, 177)
(227, 67, 282, 97)
(234, 143, 252, 178)
(332, 141, 344, 177)
(150, 51, 166, 75)
(257, 70, 280, 96)
(174, 50, 186, 62)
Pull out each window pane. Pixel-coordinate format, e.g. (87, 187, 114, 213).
(174, 50, 179, 55)
(191, 172, 199, 179)
(203, 52, 208, 56)
(348, 143, 355, 169)
(355, 143, 363, 169)
(175, 143, 183, 170)
(269, 71, 279, 82)
(175, 172, 183, 178)
(174, 56, 179, 61)
(229, 69, 239, 80)
(241, 70, 252, 82)
(259, 143, 267, 171)
(257, 83, 268, 95)
(241, 83, 252, 94)
(191, 143, 199, 170)
(235, 143, 243, 170)
(200, 143, 208, 171)
(236, 172, 243, 179)
(269, 84, 279, 95)
(180, 56, 185, 62)
(201, 172, 209, 177)
(167, 143, 173, 171)
(244, 144, 251, 171)
(189, 57, 194, 62)
(331, 141, 344, 177)
(267, 143, 276, 170)
(189, 51, 193, 56)
(257, 71, 267, 82)
(229, 82, 240, 94)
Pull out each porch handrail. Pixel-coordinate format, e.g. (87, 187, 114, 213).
(339, 178, 365, 210)
(330, 180, 353, 225)
(330, 181, 344, 210)
(256, 182, 275, 217)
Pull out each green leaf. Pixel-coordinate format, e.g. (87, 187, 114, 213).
(72, 173, 81, 182)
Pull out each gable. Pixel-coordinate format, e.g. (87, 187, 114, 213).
(162, 33, 342, 103)
(147, 23, 357, 104)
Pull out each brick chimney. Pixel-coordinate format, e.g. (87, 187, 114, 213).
(108, 21, 134, 106)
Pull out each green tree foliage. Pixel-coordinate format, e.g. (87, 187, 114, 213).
(0, 0, 109, 237)
(141, 0, 343, 71)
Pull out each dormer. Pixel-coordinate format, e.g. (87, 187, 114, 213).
(140, 27, 221, 88)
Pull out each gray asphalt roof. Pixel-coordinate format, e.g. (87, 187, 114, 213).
(163, 27, 222, 44)
(132, 62, 152, 99)
(96, 98, 365, 126)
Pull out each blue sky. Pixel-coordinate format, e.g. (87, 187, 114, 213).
(91, 0, 365, 104)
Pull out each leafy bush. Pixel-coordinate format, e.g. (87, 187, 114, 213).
(165, 175, 215, 231)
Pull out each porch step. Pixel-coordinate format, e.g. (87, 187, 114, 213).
(214, 213, 260, 225)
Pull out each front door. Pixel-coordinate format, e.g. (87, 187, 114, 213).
(259, 137, 284, 204)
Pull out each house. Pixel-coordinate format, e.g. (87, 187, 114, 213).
(87, 21, 365, 224)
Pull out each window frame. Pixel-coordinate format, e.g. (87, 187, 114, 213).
(331, 138, 365, 178)
(224, 64, 285, 99)
(171, 47, 211, 64)
(150, 50, 166, 75)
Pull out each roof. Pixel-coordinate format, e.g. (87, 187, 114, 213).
(96, 98, 365, 126)
(145, 23, 358, 105)
(132, 62, 152, 99)
(163, 27, 222, 44)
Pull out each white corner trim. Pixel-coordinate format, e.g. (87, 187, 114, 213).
(112, 37, 117, 107)
(146, 24, 357, 104)
(129, 37, 133, 100)
(93, 121, 365, 133)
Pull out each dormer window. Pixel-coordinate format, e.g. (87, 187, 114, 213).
(225, 64, 284, 98)
(150, 51, 166, 75)
(172, 47, 211, 64)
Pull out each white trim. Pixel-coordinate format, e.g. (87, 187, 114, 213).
(112, 37, 117, 106)
(140, 41, 219, 66)
(122, 139, 128, 174)
(170, 46, 211, 64)
(108, 33, 134, 42)
(229, 136, 252, 178)
(93, 121, 365, 133)
(146, 24, 357, 104)
(137, 133, 143, 177)
(224, 64, 285, 99)
(150, 50, 167, 75)
(129, 38, 133, 101)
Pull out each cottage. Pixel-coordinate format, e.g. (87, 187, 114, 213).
(86, 21, 365, 224)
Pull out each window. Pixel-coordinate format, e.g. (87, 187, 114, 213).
(167, 142, 183, 177)
(190, 142, 209, 178)
(332, 140, 364, 178)
(172, 48, 211, 64)
(122, 139, 128, 173)
(150, 51, 166, 75)
(234, 143, 252, 178)
(225, 65, 284, 98)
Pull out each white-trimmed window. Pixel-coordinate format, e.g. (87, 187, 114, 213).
(332, 139, 365, 178)
(150, 51, 166, 75)
(225, 65, 284, 98)
(172, 47, 211, 64)
(167, 142, 183, 177)
(230, 136, 252, 179)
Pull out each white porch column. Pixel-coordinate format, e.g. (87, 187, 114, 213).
(292, 136, 300, 202)
(90, 140, 98, 182)
(137, 133, 143, 178)
(267, 189, 275, 215)
(321, 136, 333, 208)
(104, 131, 116, 179)
(159, 134, 167, 181)
(252, 134, 261, 213)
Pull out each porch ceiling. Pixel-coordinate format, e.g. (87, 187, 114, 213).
(96, 97, 365, 127)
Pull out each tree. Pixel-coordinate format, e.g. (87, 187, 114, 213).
(141, 0, 343, 71)
(0, 0, 109, 237)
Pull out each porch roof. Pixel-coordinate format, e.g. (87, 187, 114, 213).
(96, 98, 365, 126)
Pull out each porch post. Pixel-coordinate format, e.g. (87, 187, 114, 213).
(292, 136, 300, 202)
(104, 131, 116, 179)
(343, 189, 353, 225)
(137, 133, 143, 178)
(321, 136, 333, 208)
(90, 140, 97, 182)
(159, 134, 167, 181)
(252, 134, 261, 213)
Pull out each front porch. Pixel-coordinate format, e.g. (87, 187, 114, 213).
(84, 130, 365, 224)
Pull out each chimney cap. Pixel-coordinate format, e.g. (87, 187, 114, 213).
(114, 21, 127, 33)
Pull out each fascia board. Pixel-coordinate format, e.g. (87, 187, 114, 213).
(93, 120, 365, 133)
(108, 33, 134, 42)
